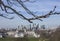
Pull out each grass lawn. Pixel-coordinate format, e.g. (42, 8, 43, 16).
(0, 37, 49, 41)
(0, 37, 39, 41)
(0, 38, 16, 41)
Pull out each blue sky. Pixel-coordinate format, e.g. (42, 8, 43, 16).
(0, 0, 60, 29)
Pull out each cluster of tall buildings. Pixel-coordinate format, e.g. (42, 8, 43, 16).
(0, 24, 56, 38)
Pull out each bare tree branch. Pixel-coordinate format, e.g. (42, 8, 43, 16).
(0, 0, 60, 23)
(28, 6, 60, 21)
(0, 14, 14, 19)
(16, 0, 42, 21)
